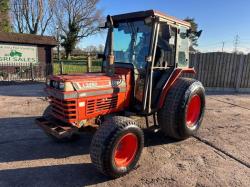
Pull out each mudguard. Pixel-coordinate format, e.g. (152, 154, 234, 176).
(158, 67, 196, 109)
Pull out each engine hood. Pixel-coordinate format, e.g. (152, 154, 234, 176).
(49, 73, 126, 91)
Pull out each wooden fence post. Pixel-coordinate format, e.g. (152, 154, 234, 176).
(235, 54, 245, 91)
(87, 53, 92, 73)
(60, 61, 64, 75)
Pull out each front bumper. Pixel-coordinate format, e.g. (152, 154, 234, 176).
(35, 117, 79, 139)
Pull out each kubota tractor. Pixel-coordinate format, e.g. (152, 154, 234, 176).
(36, 10, 205, 178)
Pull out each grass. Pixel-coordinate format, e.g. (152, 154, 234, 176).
(53, 60, 102, 75)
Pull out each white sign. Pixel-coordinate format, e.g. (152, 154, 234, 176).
(0, 44, 38, 65)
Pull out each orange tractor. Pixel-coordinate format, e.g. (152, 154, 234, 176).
(36, 10, 205, 178)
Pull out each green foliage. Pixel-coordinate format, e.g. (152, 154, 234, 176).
(56, 0, 103, 60)
(0, 0, 11, 32)
(53, 60, 102, 75)
(60, 22, 79, 59)
(184, 17, 199, 47)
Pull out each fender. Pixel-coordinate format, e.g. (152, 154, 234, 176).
(158, 67, 196, 109)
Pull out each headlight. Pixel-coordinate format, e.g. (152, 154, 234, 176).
(58, 82, 74, 91)
(46, 78, 50, 86)
(53, 81, 58, 88)
(59, 82, 65, 90)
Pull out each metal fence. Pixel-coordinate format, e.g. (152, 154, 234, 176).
(0, 62, 52, 85)
(0, 57, 101, 85)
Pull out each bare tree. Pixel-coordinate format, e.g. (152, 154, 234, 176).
(55, 0, 103, 59)
(11, 0, 55, 35)
(97, 44, 104, 53)
(85, 45, 98, 53)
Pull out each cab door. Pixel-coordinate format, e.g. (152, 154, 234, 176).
(150, 22, 177, 108)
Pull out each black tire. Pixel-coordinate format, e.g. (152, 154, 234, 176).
(157, 77, 205, 140)
(43, 106, 79, 143)
(90, 116, 144, 178)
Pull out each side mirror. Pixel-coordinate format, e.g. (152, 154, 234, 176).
(196, 30, 202, 38)
(186, 29, 202, 38)
(186, 29, 192, 37)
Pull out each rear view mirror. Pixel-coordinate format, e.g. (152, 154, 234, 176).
(186, 29, 192, 37)
(196, 30, 202, 38)
(186, 29, 202, 38)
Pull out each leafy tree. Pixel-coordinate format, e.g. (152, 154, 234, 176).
(55, 0, 103, 59)
(184, 17, 200, 47)
(0, 0, 11, 32)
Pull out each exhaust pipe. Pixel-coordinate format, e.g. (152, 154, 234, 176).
(106, 15, 115, 76)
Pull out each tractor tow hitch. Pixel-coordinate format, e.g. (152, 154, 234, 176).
(36, 117, 79, 140)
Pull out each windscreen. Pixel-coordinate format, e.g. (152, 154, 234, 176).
(110, 20, 152, 69)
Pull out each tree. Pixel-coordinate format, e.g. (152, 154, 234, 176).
(55, 0, 103, 59)
(97, 44, 104, 53)
(184, 17, 200, 47)
(0, 0, 11, 32)
(85, 45, 97, 53)
(11, 0, 55, 35)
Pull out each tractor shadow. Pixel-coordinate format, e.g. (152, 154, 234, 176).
(0, 163, 111, 186)
(0, 117, 92, 163)
(143, 127, 178, 147)
(0, 117, 177, 186)
(0, 116, 112, 186)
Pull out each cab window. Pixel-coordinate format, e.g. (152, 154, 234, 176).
(113, 21, 152, 69)
(155, 23, 177, 67)
(178, 27, 189, 67)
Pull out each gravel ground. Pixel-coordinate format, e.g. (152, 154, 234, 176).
(0, 84, 249, 187)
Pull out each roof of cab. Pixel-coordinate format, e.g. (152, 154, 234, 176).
(112, 10, 191, 28)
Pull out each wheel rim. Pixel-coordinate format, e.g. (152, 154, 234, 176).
(186, 95, 201, 127)
(114, 133, 138, 167)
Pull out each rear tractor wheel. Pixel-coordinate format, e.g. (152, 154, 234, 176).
(90, 116, 144, 178)
(157, 78, 205, 140)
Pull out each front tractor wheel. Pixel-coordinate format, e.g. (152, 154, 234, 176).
(90, 116, 144, 178)
(157, 78, 205, 140)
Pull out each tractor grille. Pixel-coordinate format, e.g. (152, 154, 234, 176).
(50, 96, 77, 120)
(86, 96, 118, 115)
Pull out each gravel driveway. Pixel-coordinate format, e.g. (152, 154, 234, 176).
(0, 84, 249, 187)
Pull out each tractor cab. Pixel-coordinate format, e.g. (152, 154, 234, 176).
(101, 10, 198, 113)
